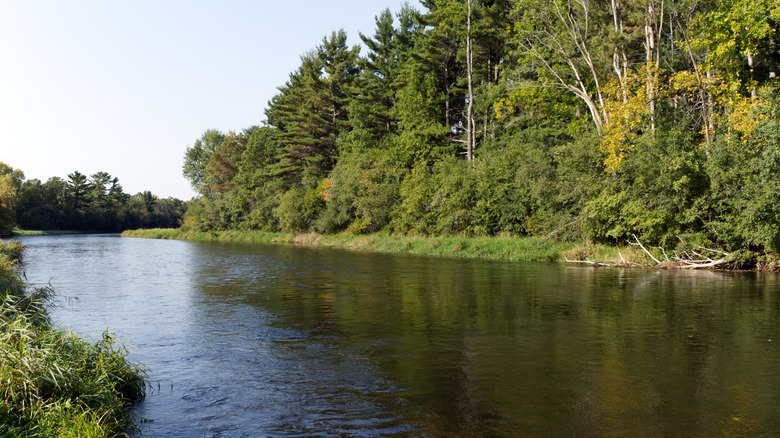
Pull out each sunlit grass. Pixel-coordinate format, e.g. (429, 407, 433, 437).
(0, 238, 24, 260)
(561, 241, 660, 265)
(12, 229, 92, 236)
(124, 228, 577, 262)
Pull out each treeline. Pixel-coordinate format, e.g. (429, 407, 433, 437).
(183, 0, 780, 253)
(0, 163, 186, 232)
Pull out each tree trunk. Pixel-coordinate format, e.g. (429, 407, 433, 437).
(675, 1, 712, 156)
(645, 0, 664, 134)
(747, 51, 757, 97)
(611, 0, 629, 102)
(466, 0, 475, 161)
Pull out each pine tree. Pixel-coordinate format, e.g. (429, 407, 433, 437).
(266, 30, 360, 181)
(347, 9, 400, 148)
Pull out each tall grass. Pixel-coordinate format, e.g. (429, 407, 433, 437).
(0, 240, 147, 437)
(12, 230, 83, 236)
(123, 228, 577, 262)
(0, 238, 24, 261)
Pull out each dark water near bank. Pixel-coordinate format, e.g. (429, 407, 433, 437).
(16, 234, 780, 436)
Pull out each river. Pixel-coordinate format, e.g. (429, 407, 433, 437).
(15, 234, 780, 437)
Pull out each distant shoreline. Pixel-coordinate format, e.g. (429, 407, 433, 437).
(11, 229, 98, 236)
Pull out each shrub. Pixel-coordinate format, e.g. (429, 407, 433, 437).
(275, 184, 326, 233)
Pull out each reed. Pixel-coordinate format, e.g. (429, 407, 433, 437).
(0, 238, 24, 261)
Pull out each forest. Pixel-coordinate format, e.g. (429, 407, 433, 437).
(8, 0, 777, 253)
(0, 163, 185, 232)
(180, 0, 780, 254)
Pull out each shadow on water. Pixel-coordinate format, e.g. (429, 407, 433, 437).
(16, 235, 780, 437)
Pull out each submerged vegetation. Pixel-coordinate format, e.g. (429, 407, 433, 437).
(173, 1, 780, 264)
(0, 239, 147, 437)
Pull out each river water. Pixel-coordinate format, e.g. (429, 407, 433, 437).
(15, 234, 780, 436)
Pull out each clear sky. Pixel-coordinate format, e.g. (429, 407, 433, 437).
(0, 0, 422, 200)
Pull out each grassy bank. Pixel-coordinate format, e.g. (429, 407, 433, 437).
(122, 228, 671, 265)
(0, 239, 147, 437)
(124, 228, 574, 262)
(12, 229, 98, 236)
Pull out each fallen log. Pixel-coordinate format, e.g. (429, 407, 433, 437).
(564, 237, 731, 270)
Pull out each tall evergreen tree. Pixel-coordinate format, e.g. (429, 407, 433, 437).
(66, 171, 90, 210)
(347, 9, 400, 148)
(266, 30, 360, 181)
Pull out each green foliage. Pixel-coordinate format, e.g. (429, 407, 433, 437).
(583, 125, 709, 246)
(705, 86, 780, 251)
(0, 162, 25, 189)
(393, 157, 478, 235)
(266, 30, 360, 180)
(183, 129, 226, 196)
(0, 174, 18, 232)
(175, 0, 780, 259)
(346, 9, 405, 149)
(693, 0, 778, 91)
(13, 170, 185, 232)
(394, 70, 452, 165)
(471, 144, 534, 236)
(316, 147, 405, 234)
(0, 239, 24, 261)
(275, 183, 326, 233)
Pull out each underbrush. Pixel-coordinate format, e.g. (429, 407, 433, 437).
(0, 240, 147, 437)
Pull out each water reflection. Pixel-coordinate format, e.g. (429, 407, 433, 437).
(16, 235, 780, 436)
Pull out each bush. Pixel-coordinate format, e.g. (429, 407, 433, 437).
(705, 86, 780, 252)
(316, 149, 404, 234)
(582, 124, 708, 247)
(275, 184, 326, 233)
(392, 157, 477, 235)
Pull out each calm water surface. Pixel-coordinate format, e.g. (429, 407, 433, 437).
(16, 234, 780, 437)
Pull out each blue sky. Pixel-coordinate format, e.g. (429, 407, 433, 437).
(0, 0, 422, 200)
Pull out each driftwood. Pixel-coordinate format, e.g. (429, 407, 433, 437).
(565, 235, 731, 270)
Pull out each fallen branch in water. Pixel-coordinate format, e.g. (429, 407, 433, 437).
(674, 258, 727, 269)
(670, 245, 729, 269)
(629, 234, 661, 264)
(563, 255, 643, 268)
(563, 258, 612, 267)
(564, 236, 732, 270)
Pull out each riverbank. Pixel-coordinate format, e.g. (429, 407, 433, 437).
(122, 228, 780, 270)
(12, 229, 99, 236)
(0, 239, 147, 436)
(121, 228, 667, 265)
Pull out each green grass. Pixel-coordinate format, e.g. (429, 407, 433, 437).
(0, 240, 147, 437)
(0, 238, 24, 260)
(124, 228, 580, 262)
(126, 228, 779, 272)
(12, 229, 94, 236)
